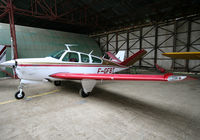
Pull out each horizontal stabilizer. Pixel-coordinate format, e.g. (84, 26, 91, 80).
(50, 73, 186, 82)
(120, 49, 147, 66)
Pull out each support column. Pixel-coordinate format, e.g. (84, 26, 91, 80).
(126, 30, 129, 58)
(106, 34, 109, 52)
(185, 20, 191, 72)
(139, 27, 143, 67)
(8, 0, 18, 59)
(154, 25, 158, 68)
(116, 32, 118, 53)
(172, 20, 177, 71)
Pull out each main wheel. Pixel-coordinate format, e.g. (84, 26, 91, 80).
(79, 88, 89, 98)
(15, 91, 25, 100)
(54, 81, 61, 86)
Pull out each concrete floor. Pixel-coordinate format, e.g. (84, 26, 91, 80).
(0, 76, 200, 140)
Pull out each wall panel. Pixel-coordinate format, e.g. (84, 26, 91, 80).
(94, 16, 200, 72)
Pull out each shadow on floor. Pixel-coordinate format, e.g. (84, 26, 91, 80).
(59, 80, 200, 135)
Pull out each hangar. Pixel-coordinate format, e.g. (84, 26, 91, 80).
(0, 0, 200, 139)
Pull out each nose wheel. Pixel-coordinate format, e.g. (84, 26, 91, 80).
(15, 89, 25, 100)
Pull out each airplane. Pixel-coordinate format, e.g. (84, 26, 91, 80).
(0, 44, 187, 100)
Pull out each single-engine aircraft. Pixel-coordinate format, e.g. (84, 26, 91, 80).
(0, 44, 187, 99)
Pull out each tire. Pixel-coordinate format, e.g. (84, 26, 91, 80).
(79, 88, 89, 98)
(15, 91, 25, 100)
(54, 81, 61, 86)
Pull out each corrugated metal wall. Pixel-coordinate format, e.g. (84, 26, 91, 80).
(0, 23, 101, 58)
(0, 23, 101, 77)
(94, 16, 200, 72)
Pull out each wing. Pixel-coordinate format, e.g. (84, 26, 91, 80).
(50, 73, 186, 81)
(162, 52, 200, 60)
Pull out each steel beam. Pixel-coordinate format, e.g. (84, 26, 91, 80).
(8, 0, 18, 59)
(172, 20, 177, 70)
(185, 20, 192, 72)
(106, 34, 109, 52)
(127, 30, 129, 58)
(154, 25, 158, 68)
(0, 8, 8, 18)
(116, 32, 118, 53)
(139, 27, 143, 67)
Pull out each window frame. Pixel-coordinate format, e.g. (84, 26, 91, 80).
(80, 53, 90, 63)
(62, 52, 80, 63)
(91, 56, 102, 64)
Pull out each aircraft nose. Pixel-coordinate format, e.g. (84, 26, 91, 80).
(0, 60, 16, 67)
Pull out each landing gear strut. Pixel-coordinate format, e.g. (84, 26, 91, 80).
(79, 88, 89, 98)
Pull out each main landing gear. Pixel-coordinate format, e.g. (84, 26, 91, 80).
(79, 88, 89, 98)
(80, 79, 96, 98)
(54, 81, 61, 86)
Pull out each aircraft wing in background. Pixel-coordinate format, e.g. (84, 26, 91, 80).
(162, 52, 200, 60)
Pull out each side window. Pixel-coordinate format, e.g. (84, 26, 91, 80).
(62, 52, 79, 62)
(49, 50, 65, 59)
(81, 54, 89, 63)
(92, 56, 102, 63)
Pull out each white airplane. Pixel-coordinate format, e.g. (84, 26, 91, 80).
(0, 44, 187, 99)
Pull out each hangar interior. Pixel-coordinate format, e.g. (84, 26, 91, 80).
(0, 0, 200, 140)
(93, 16, 200, 72)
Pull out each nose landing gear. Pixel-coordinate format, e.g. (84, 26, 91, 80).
(15, 89, 25, 99)
(15, 81, 25, 100)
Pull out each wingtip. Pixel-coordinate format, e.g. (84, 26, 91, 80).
(167, 75, 187, 81)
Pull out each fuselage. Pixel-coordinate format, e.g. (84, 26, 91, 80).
(15, 50, 128, 81)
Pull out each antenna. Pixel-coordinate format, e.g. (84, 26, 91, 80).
(65, 44, 78, 51)
(89, 50, 93, 55)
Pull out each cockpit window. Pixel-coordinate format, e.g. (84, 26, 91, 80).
(92, 56, 102, 63)
(62, 52, 79, 62)
(81, 54, 89, 63)
(49, 50, 65, 59)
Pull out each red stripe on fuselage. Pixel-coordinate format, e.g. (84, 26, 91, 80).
(18, 64, 127, 68)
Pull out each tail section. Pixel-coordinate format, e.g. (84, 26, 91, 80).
(120, 49, 147, 66)
(115, 51, 125, 62)
(106, 50, 125, 63)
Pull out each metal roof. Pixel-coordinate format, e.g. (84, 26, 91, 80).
(0, 0, 200, 35)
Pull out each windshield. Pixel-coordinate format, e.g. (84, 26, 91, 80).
(48, 50, 65, 59)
